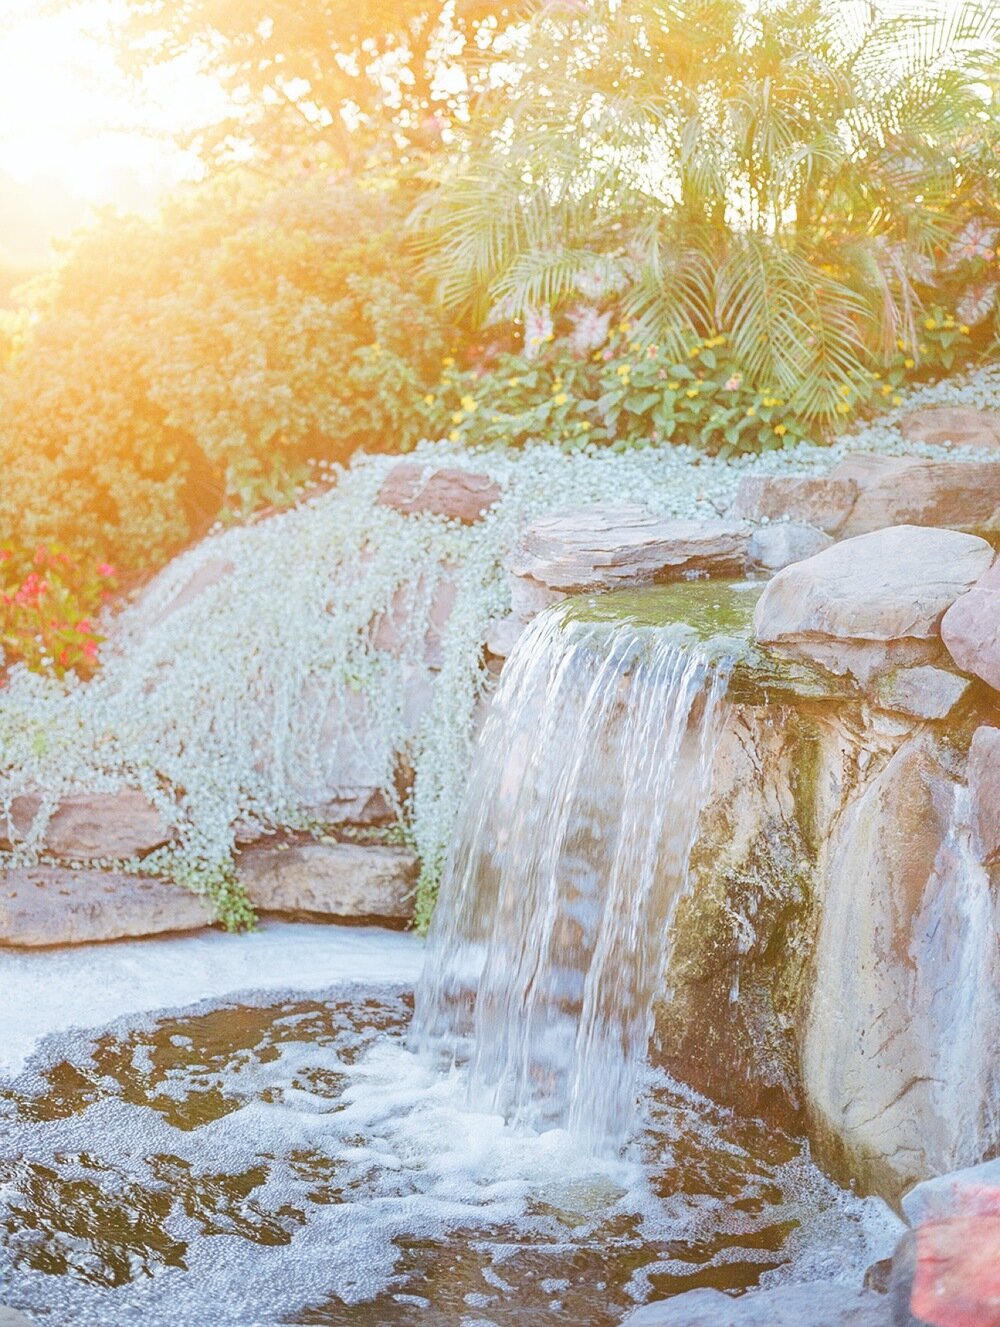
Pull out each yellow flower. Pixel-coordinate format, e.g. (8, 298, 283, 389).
(919, 343, 928, 354)
(896, 338, 907, 351)
(460, 395, 478, 413)
(686, 387, 699, 398)
(880, 384, 893, 395)
(616, 364, 631, 378)
(619, 320, 632, 334)
(668, 381, 680, 391)
(836, 402, 851, 415)
(839, 384, 852, 396)
(924, 317, 938, 330)
(552, 379, 563, 392)
(745, 406, 757, 417)
(443, 356, 456, 367)
(577, 420, 590, 431)
(960, 324, 970, 335)
(904, 358, 915, 369)
(893, 394, 903, 405)
(687, 346, 701, 358)
(872, 372, 882, 380)
(529, 336, 542, 347)
(451, 411, 464, 424)
(774, 423, 788, 436)
(944, 316, 956, 327)
(553, 393, 568, 406)
(449, 429, 460, 442)
(544, 332, 555, 342)
(424, 394, 435, 406)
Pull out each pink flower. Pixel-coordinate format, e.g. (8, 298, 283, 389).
(97, 563, 115, 578)
(724, 373, 742, 391)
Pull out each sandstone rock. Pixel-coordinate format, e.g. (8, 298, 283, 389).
(900, 405, 1000, 449)
(897, 1216, 1000, 1327)
(370, 567, 457, 668)
(753, 526, 994, 682)
(508, 505, 751, 592)
(902, 1156, 1000, 1227)
(803, 737, 1000, 1200)
(377, 464, 502, 523)
(968, 727, 1000, 867)
(832, 455, 1000, 537)
(5, 789, 174, 860)
(730, 474, 859, 535)
(485, 613, 527, 659)
(237, 841, 417, 921)
(871, 665, 971, 720)
(747, 521, 834, 571)
(941, 565, 1000, 692)
(0, 867, 212, 946)
(508, 572, 565, 619)
(620, 1282, 891, 1326)
(124, 555, 236, 635)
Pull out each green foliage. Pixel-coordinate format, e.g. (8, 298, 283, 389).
(416, 0, 1000, 417)
(422, 310, 978, 458)
(0, 173, 456, 563)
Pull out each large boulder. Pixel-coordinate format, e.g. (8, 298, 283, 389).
(0, 867, 212, 946)
(377, 463, 502, 523)
(236, 841, 417, 922)
(4, 789, 174, 860)
(753, 525, 994, 683)
(802, 737, 1000, 1200)
(508, 505, 751, 595)
(941, 561, 1000, 692)
(832, 455, 1000, 538)
(730, 474, 859, 535)
(900, 405, 1000, 450)
(619, 1282, 891, 1326)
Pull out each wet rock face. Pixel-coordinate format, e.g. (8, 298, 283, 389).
(507, 504, 752, 593)
(376, 464, 502, 523)
(802, 737, 1000, 1201)
(753, 525, 994, 683)
(619, 1281, 892, 1326)
(0, 867, 213, 946)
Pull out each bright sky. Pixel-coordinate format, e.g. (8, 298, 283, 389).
(0, 0, 219, 266)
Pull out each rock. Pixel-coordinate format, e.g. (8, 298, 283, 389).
(871, 665, 971, 720)
(377, 464, 502, 523)
(123, 555, 236, 635)
(0, 867, 213, 946)
(508, 505, 751, 592)
(900, 406, 1000, 449)
(485, 613, 527, 659)
(968, 727, 1000, 868)
(753, 526, 994, 683)
(902, 1157, 1000, 1227)
(802, 737, 1000, 1200)
(4, 789, 174, 860)
(619, 1282, 891, 1326)
(370, 567, 458, 668)
(237, 841, 417, 922)
(909, 1217, 1000, 1327)
(0, 1310, 38, 1327)
(832, 455, 1000, 537)
(730, 474, 859, 535)
(508, 572, 565, 619)
(747, 521, 834, 571)
(941, 564, 1000, 692)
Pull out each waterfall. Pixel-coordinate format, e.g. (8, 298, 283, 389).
(412, 602, 731, 1151)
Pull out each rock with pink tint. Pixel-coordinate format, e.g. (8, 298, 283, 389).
(967, 726, 1000, 868)
(900, 406, 1000, 450)
(941, 562, 1000, 692)
(377, 464, 502, 523)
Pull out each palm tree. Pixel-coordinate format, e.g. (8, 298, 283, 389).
(413, 0, 999, 419)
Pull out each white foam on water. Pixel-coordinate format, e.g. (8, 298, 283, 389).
(0, 921, 424, 1075)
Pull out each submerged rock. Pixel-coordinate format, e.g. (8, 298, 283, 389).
(0, 867, 212, 946)
(620, 1282, 891, 1325)
(376, 463, 502, 523)
(236, 841, 417, 922)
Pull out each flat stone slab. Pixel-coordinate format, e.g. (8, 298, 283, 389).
(237, 841, 417, 921)
(731, 474, 859, 535)
(4, 789, 173, 860)
(871, 664, 970, 720)
(508, 505, 751, 592)
(0, 867, 213, 946)
(833, 454, 1000, 537)
(620, 1282, 891, 1326)
(900, 405, 1000, 449)
(377, 464, 502, 523)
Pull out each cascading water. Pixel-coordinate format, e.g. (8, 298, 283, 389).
(412, 602, 732, 1150)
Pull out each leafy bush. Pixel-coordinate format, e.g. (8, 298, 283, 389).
(0, 545, 118, 679)
(423, 309, 978, 458)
